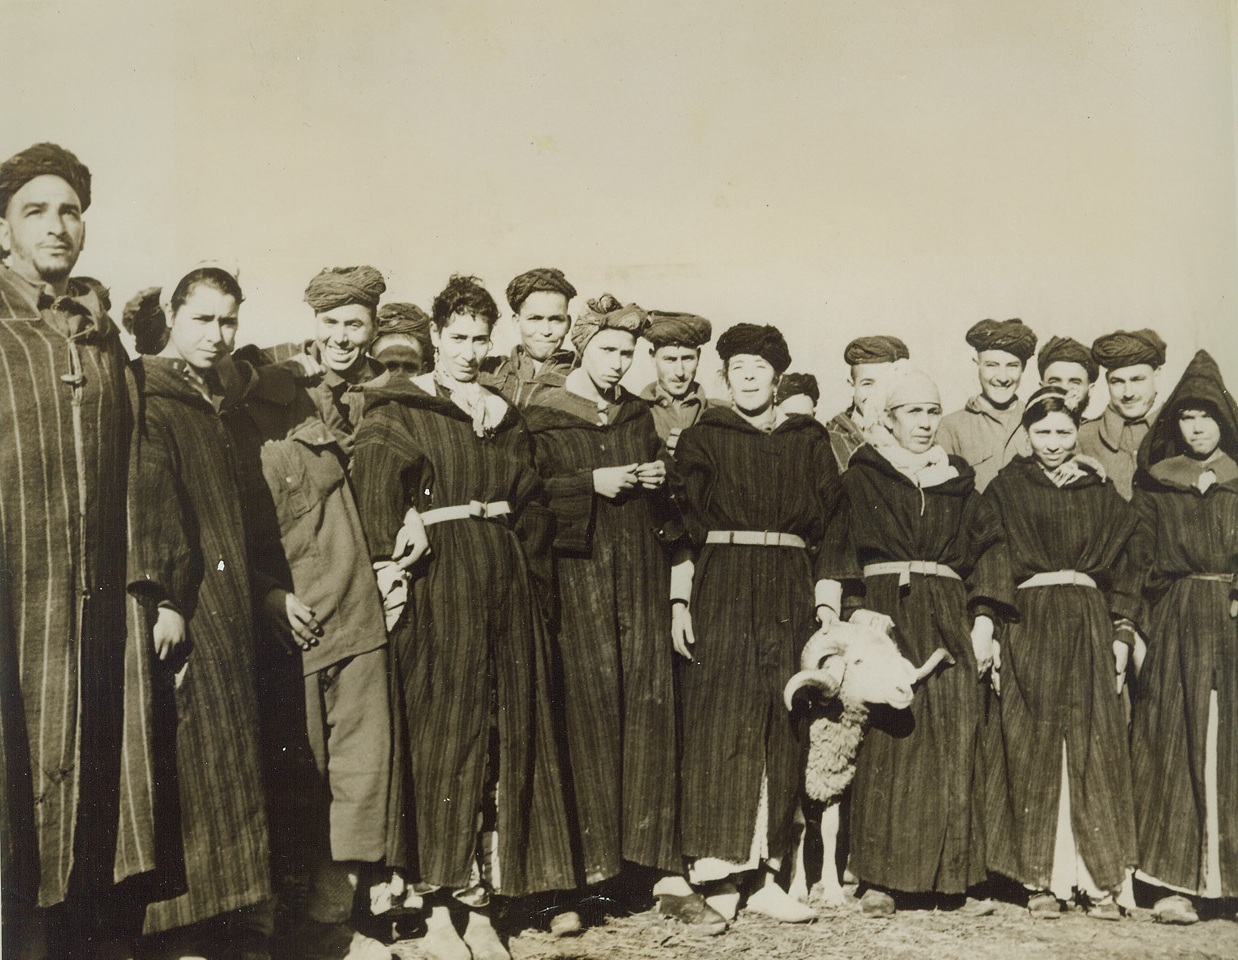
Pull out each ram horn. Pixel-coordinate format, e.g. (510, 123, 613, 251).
(784, 670, 832, 711)
(913, 647, 955, 684)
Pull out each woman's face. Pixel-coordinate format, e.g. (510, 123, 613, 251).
(1027, 410, 1078, 470)
(886, 402, 942, 454)
(430, 312, 492, 382)
(725, 354, 778, 414)
(1178, 408, 1221, 458)
(581, 328, 636, 392)
(167, 283, 239, 371)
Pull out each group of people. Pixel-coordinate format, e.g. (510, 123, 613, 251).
(1, 140, 1234, 960)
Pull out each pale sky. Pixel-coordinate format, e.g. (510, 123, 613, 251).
(3, 0, 1236, 414)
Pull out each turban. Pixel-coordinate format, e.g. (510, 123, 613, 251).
(880, 361, 940, 410)
(570, 293, 648, 355)
(776, 372, 819, 406)
(716, 323, 792, 374)
(644, 311, 712, 349)
(0, 142, 91, 214)
(1037, 335, 1098, 380)
(304, 265, 386, 312)
(1091, 328, 1166, 371)
(843, 335, 909, 366)
(965, 318, 1037, 362)
(505, 267, 577, 313)
(377, 301, 430, 337)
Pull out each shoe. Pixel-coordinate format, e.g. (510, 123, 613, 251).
(279, 920, 390, 960)
(1151, 895, 1198, 925)
(656, 893, 728, 935)
(548, 909, 583, 937)
(1027, 892, 1061, 919)
(1087, 899, 1121, 922)
(747, 884, 817, 923)
(859, 888, 895, 918)
(420, 925, 471, 960)
(462, 912, 510, 960)
(703, 882, 740, 921)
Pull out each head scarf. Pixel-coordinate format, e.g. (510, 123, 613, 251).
(843, 335, 909, 366)
(1037, 335, 1098, 380)
(1091, 328, 1167, 371)
(570, 293, 648, 355)
(883, 364, 941, 410)
(716, 323, 792, 374)
(0, 142, 92, 213)
(1139, 350, 1238, 470)
(865, 362, 956, 498)
(304, 265, 386, 313)
(645, 311, 712, 349)
(506, 267, 577, 313)
(776, 372, 819, 406)
(965, 318, 1037, 361)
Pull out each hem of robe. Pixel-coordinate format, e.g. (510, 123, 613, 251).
(688, 769, 773, 884)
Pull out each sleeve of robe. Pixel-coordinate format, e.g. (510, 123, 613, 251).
(351, 403, 420, 561)
(505, 421, 558, 624)
(538, 454, 597, 555)
(637, 410, 686, 546)
(966, 487, 1019, 627)
(812, 432, 851, 583)
(1128, 485, 1160, 621)
(665, 424, 713, 547)
(1100, 487, 1142, 624)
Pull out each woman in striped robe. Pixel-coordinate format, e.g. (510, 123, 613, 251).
(352, 276, 573, 960)
(1129, 350, 1238, 923)
(970, 387, 1140, 920)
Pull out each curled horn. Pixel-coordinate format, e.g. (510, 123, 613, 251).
(913, 647, 955, 684)
(784, 670, 833, 711)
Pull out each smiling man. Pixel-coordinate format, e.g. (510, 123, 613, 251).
(481, 266, 577, 406)
(1078, 328, 1166, 500)
(1037, 335, 1098, 414)
(639, 310, 716, 453)
(826, 335, 910, 471)
(936, 318, 1037, 491)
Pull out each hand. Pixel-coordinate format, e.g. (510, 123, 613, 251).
(991, 640, 1002, 696)
(1132, 630, 1148, 678)
(374, 562, 410, 631)
(289, 352, 326, 379)
(1231, 598, 1237, 619)
(634, 460, 667, 489)
(262, 588, 321, 653)
(1113, 640, 1129, 695)
(671, 604, 696, 660)
(593, 464, 639, 499)
(392, 508, 431, 569)
(152, 605, 186, 661)
(849, 608, 894, 636)
(971, 615, 995, 677)
(816, 605, 840, 632)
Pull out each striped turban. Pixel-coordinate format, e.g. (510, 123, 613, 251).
(570, 293, 648, 355)
(304, 265, 386, 312)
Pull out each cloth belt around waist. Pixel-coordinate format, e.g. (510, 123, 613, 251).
(1185, 572, 1235, 584)
(419, 500, 512, 526)
(705, 530, 806, 549)
(863, 560, 961, 588)
(1017, 570, 1097, 590)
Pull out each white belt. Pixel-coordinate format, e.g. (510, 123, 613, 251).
(419, 500, 512, 526)
(705, 530, 806, 549)
(1018, 570, 1096, 590)
(864, 561, 960, 588)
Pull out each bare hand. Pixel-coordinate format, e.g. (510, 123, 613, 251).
(671, 604, 696, 660)
(152, 605, 186, 661)
(816, 605, 840, 633)
(849, 608, 894, 636)
(971, 615, 995, 677)
(1231, 598, 1237, 619)
(289, 352, 326, 379)
(1114, 640, 1129, 695)
(634, 460, 667, 489)
(991, 640, 1002, 696)
(392, 508, 431, 569)
(374, 562, 409, 631)
(263, 588, 321, 652)
(593, 464, 639, 499)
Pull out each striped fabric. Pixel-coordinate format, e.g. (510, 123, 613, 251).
(351, 380, 575, 896)
(128, 357, 271, 934)
(0, 267, 145, 909)
(970, 457, 1140, 893)
(523, 387, 681, 883)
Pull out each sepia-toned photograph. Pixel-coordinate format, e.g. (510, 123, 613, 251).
(2, 2, 1237, 958)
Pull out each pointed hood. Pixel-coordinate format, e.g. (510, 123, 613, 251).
(1138, 350, 1238, 469)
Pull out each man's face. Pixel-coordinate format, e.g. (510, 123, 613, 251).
(1105, 364, 1158, 421)
(1041, 361, 1093, 413)
(975, 350, 1025, 407)
(653, 344, 700, 399)
(515, 290, 571, 362)
(849, 363, 890, 416)
(314, 302, 376, 376)
(0, 175, 86, 285)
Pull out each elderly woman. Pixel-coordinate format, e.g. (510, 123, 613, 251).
(971, 387, 1140, 920)
(522, 295, 694, 924)
(1129, 350, 1238, 924)
(668, 324, 844, 925)
(125, 266, 286, 957)
(351, 275, 574, 960)
(822, 363, 987, 916)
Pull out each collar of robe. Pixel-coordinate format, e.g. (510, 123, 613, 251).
(1147, 450, 1238, 494)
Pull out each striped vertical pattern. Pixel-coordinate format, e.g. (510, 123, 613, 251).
(128, 358, 271, 934)
(970, 457, 1140, 893)
(351, 381, 575, 896)
(0, 269, 140, 909)
(668, 408, 842, 866)
(522, 389, 681, 883)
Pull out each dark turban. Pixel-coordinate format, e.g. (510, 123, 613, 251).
(506, 267, 577, 313)
(571, 293, 648, 355)
(776, 372, 819, 406)
(716, 323, 792, 374)
(304, 265, 386, 313)
(644, 311, 712, 349)
(965, 318, 1037, 362)
(1037, 335, 1098, 380)
(843, 335, 909, 366)
(0, 142, 92, 214)
(377, 301, 430, 336)
(1091, 328, 1166, 371)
